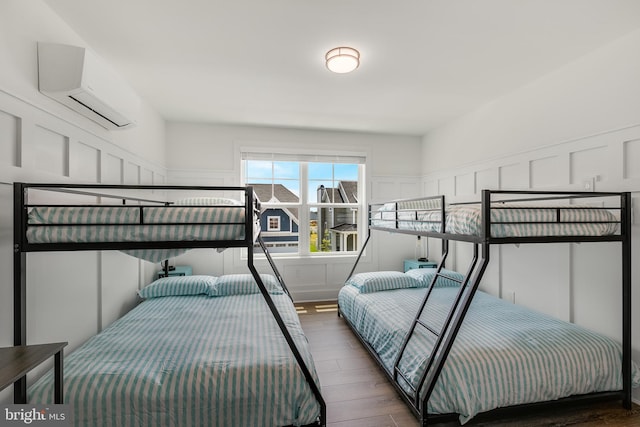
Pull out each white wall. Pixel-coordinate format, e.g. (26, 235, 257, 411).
(165, 122, 424, 301)
(421, 29, 640, 402)
(0, 0, 167, 403)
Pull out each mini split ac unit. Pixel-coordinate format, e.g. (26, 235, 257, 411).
(37, 42, 140, 130)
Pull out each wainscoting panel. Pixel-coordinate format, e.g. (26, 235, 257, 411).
(624, 138, 640, 179)
(125, 161, 141, 184)
(569, 145, 607, 186)
(475, 168, 498, 193)
(141, 167, 153, 185)
(0, 110, 19, 167)
(103, 153, 124, 184)
(530, 155, 563, 189)
(499, 163, 528, 189)
(438, 176, 455, 196)
(29, 125, 69, 177)
(455, 172, 475, 196)
(70, 140, 100, 182)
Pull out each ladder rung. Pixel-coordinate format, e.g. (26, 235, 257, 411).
(436, 272, 464, 284)
(415, 319, 440, 337)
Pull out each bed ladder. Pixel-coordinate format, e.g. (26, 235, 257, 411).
(249, 236, 326, 427)
(393, 240, 490, 425)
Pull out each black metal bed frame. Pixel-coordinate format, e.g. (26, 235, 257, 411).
(13, 182, 326, 427)
(341, 189, 632, 426)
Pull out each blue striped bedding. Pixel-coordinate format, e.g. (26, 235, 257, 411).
(29, 294, 321, 427)
(371, 203, 618, 237)
(338, 284, 638, 424)
(26, 205, 260, 262)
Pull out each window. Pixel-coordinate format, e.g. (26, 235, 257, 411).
(242, 153, 365, 256)
(267, 216, 281, 231)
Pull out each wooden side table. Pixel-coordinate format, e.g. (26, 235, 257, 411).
(0, 342, 67, 404)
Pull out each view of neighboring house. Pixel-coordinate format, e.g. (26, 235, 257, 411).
(249, 181, 359, 253)
(317, 181, 358, 252)
(250, 183, 300, 252)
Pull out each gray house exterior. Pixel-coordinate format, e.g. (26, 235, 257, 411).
(317, 181, 358, 252)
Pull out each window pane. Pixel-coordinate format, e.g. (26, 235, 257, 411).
(246, 161, 300, 203)
(309, 180, 334, 203)
(313, 207, 359, 253)
(307, 163, 358, 203)
(334, 163, 358, 180)
(273, 161, 299, 179)
(246, 160, 273, 179)
(258, 208, 299, 254)
(308, 162, 333, 179)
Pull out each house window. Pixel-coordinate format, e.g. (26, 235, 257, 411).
(267, 216, 281, 231)
(242, 152, 365, 256)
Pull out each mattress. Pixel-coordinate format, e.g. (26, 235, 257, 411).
(338, 284, 638, 424)
(371, 202, 618, 237)
(29, 293, 321, 427)
(26, 204, 260, 262)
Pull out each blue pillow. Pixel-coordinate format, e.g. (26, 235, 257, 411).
(405, 268, 465, 288)
(211, 274, 283, 296)
(138, 275, 216, 299)
(346, 271, 420, 293)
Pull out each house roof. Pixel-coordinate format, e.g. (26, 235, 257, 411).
(249, 183, 299, 222)
(318, 181, 357, 203)
(250, 183, 298, 204)
(339, 181, 358, 203)
(330, 223, 358, 233)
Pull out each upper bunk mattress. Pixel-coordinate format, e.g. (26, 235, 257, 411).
(371, 202, 618, 237)
(29, 292, 321, 427)
(26, 204, 260, 262)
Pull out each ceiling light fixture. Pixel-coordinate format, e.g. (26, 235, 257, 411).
(325, 47, 360, 74)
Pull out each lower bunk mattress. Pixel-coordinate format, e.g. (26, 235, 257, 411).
(29, 292, 321, 427)
(338, 278, 639, 424)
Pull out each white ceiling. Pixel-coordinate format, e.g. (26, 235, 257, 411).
(43, 0, 640, 136)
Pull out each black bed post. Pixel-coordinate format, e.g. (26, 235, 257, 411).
(621, 192, 632, 409)
(13, 183, 27, 402)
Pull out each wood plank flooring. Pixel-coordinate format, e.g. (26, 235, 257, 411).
(296, 301, 640, 427)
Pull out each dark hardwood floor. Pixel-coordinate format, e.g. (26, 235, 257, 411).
(296, 302, 640, 427)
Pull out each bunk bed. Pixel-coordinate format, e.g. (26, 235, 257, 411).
(13, 183, 326, 427)
(339, 189, 634, 426)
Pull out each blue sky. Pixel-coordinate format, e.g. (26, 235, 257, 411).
(246, 161, 358, 202)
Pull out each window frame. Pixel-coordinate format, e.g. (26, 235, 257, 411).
(241, 150, 367, 258)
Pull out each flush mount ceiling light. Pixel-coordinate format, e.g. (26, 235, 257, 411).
(325, 47, 360, 74)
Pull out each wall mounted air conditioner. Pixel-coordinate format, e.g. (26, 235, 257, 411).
(37, 42, 140, 130)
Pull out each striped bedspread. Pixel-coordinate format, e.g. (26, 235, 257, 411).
(29, 294, 321, 427)
(338, 285, 638, 424)
(371, 202, 618, 237)
(26, 205, 260, 262)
